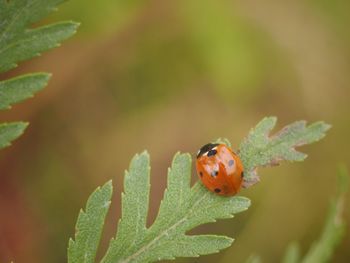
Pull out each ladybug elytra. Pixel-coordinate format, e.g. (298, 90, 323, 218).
(196, 143, 244, 196)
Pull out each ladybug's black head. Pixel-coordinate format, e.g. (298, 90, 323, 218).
(196, 143, 219, 158)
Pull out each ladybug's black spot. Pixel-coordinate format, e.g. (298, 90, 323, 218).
(214, 188, 221, 193)
(207, 149, 217, 157)
(211, 171, 219, 177)
(199, 171, 203, 177)
(197, 143, 219, 158)
(228, 159, 235, 166)
(241, 171, 244, 178)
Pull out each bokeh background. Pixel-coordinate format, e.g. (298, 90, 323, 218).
(0, 0, 349, 262)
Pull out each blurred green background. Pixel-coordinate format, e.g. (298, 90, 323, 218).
(0, 0, 349, 262)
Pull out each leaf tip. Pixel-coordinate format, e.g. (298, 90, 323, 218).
(70, 21, 81, 29)
(102, 180, 113, 195)
(45, 73, 53, 80)
(267, 115, 277, 121)
(20, 121, 29, 129)
(323, 122, 332, 131)
(227, 237, 235, 244)
(263, 116, 277, 125)
(213, 137, 232, 148)
(174, 151, 192, 162)
(104, 179, 113, 187)
(140, 150, 150, 157)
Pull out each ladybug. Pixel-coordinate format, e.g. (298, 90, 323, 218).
(196, 143, 244, 196)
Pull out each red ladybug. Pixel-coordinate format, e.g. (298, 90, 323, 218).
(196, 143, 244, 196)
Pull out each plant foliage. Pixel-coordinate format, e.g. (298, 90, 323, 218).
(69, 117, 330, 263)
(69, 152, 250, 263)
(0, 122, 28, 149)
(68, 181, 113, 263)
(239, 117, 331, 187)
(0, 0, 79, 150)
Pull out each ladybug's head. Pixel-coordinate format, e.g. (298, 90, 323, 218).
(196, 143, 219, 158)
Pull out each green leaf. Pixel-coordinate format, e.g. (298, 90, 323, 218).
(0, 21, 79, 73)
(0, 0, 79, 148)
(98, 152, 250, 263)
(70, 117, 331, 263)
(0, 122, 28, 149)
(0, 73, 50, 110)
(0, 0, 79, 73)
(68, 181, 113, 263)
(301, 166, 347, 263)
(239, 117, 331, 187)
(102, 152, 151, 261)
(282, 242, 301, 263)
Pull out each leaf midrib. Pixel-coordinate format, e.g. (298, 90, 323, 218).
(119, 189, 208, 263)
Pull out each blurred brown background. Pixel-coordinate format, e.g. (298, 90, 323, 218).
(0, 0, 349, 262)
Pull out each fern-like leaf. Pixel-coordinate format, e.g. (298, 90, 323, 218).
(69, 117, 331, 263)
(98, 152, 249, 263)
(0, 0, 79, 148)
(239, 117, 331, 187)
(0, 0, 79, 73)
